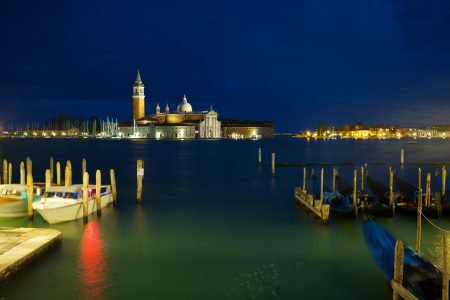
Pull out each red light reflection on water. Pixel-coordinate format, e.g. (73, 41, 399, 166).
(79, 221, 108, 300)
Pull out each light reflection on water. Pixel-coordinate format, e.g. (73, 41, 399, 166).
(79, 221, 108, 300)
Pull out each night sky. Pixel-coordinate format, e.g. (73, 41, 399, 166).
(1, 0, 449, 131)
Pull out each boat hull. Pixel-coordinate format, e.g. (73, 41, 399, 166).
(0, 200, 28, 217)
(35, 194, 113, 224)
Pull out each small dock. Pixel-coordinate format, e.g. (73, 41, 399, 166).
(294, 187, 330, 222)
(0, 227, 61, 281)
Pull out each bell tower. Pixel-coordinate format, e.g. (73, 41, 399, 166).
(132, 68, 145, 120)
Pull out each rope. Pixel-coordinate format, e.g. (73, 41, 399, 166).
(421, 211, 450, 233)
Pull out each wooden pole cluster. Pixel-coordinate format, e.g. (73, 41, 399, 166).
(353, 169, 358, 217)
(110, 169, 117, 206)
(65, 160, 72, 186)
(426, 173, 431, 207)
(271, 153, 275, 177)
(302, 167, 306, 191)
(416, 188, 422, 254)
(27, 173, 33, 220)
(50, 156, 54, 183)
(137, 160, 144, 203)
(3, 159, 7, 184)
(20, 161, 25, 185)
(258, 148, 261, 165)
(56, 161, 61, 185)
(82, 171, 89, 223)
(96, 170, 101, 216)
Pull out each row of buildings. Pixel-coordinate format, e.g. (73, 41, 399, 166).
(299, 124, 450, 139)
(118, 69, 274, 139)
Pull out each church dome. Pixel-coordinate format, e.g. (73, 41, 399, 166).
(177, 95, 193, 113)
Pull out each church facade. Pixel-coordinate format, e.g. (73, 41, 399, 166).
(118, 69, 273, 139)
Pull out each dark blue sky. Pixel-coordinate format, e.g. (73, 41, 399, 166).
(1, 0, 449, 131)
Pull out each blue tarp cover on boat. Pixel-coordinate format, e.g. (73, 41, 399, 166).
(363, 221, 426, 280)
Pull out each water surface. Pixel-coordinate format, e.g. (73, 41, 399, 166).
(0, 138, 449, 299)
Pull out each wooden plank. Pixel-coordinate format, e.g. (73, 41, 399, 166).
(390, 280, 419, 300)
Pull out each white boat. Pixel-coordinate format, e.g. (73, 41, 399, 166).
(33, 185, 113, 224)
(0, 184, 44, 217)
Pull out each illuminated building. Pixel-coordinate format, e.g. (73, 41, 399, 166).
(119, 69, 274, 139)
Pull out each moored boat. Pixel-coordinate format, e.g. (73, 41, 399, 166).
(312, 174, 357, 218)
(33, 185, 113, 224)
(337, 175, 392, 217)
(393, 174, 440, 218)
(363, 221, 444, 299)
(0, 184, 44, 217)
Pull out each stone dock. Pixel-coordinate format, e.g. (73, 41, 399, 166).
(0, 227, 61, 281)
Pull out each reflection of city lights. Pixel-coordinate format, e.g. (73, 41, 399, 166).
(79, 221, 107, 300)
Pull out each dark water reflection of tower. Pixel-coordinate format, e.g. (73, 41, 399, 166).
(79, 221, 108, 300)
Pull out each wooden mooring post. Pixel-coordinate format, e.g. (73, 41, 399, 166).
(361, 165, 364, 191)
(271, 153, 275, 177)
(50, 156, 54, 183)
(302, 167, 306, 191)
(65, 160, 72, 186)
(110, 169, 117, 206)
(82, 158, 87, 181)
(96, 170, 101, 216)
(353, 169, 358, 217)
(45, 169, 51, 189)
(442, 166, 447, 198)
(319, 168, 324, 203)
(418, 168, 422, 193)
(389, 167, 395, 215)
(3, 159, 7, 184)
(20, 162, 25, 185)
(27, 173, 33, 220)
(8, 162, 12, 184)
(82, 171, 89, 224)
(400, 148, 404, 165)
(416, 188, 422, 253)
(26, 157, 32, 178)
(426, 173, 431, 207)
(56, 161, 61, 185)
(258, 147, 261, 165)
(390, 240, 418, 300)
(137, 160, 144, 203)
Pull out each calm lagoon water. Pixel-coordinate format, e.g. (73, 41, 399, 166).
(0, 137, 450, 299)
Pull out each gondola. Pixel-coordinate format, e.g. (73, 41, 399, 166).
(393, 174, 416, 198)
(393, 175, 439, 218)
(311, 174, 357, 218)
(337, 175, 392, 217)
(363, 221, 444, 299)
(366, 175, 390, 205)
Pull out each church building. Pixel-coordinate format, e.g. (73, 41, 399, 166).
(120, 69, 221, 139)
(118, 69, 274, 139)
